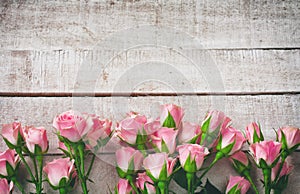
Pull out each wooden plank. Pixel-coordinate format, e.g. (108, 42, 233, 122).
(0, 0, 299, 50)
(0, 95, 299, 153)
(0, 49, 299, 93)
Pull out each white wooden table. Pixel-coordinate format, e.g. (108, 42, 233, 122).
(0, 0, 299, 193)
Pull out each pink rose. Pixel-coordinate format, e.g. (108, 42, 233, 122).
(0, 178, 13, 194)
(116, 179, 133, 194)
(2, 122, 21, 146)
(277, 126, 300, 150)
(53, 110, 93, 142)
(136, 172, 156, 194)
(177, 144, 209, 172)
(150, 127, 178, 154)
(245, 122, 264, 144)
(143, 153, 177, 181)
(22, 126, 48, 153)
(160, 104, 184, 129)
(116, 112, 147, 145)
(225, 176, 250, 194)
(218, 127, 246, 156)
(116, 147, 143, 175)
(230, 151, 249, 167)
(84, 115, 112, 148)
(249, 140, 282, 167)
(271, 159, 293, 181)
(43, 158, 75, 187)
(178, 122, 202, 144)
(0, 149, 19, 176)
(201, 110, 231, 134)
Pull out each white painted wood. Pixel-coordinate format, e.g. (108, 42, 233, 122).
(0, 0, 299, 50)
(0, 49, 299, 93)
(0, 95, 299, 153)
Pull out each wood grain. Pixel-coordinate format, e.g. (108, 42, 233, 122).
(0, 95, 299, 153)
(0, 49, 299, 94)
(0, 0, 299, 50)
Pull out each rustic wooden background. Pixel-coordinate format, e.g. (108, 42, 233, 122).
(0, 0, 299, 193)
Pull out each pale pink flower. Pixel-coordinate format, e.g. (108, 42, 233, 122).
(271, 159, 293, 181)
(116, 112, 147, 145)
(2, 122, 21, 146)
(136, 172, 155, 194)
(143, 153, 177, 181)
(160, 104, 184, 129)
(230, 151, 249, 167)
(178, 122, 202, 144)
(277, 126, 300, 150)
(0, 149, 19, 176)
(116, 147, 143, 173)
(116, 179, 133, 194)
(150, 127, 178, 154)
(218, 127, 246, 156)
(43, 158, 75, 187)
(225, 176, 250, 194)
(22, 126, 48, 153)
(245, 122, 264, 144)
(53, 110, 93, 142)
(0, 178, 13, 194)
(177, 144, 209, 172)
(249, 140, 282, 166)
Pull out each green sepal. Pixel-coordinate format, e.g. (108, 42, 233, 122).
(162, 111, 176, 128)
(6, 161, 16, 177)
(161, 139, 170, 153)
(201, 116, 211, 133)
(259, 159, 269, 169)
(158, 161, 168, 181)
(187, 134, 201, 144)
(34, 144, 43, 155)
(227, 184, 240, 194)
(2, 138, 16, 149)
(216, 134, 235, 156)
(231, 158, 250, 175)
(183, 153, 197, 173)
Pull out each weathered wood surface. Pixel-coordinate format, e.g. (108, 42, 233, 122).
(0, 0, 299, 50)
(0, 95, 299, 152)
(1, 0, 299, 193)
(0, 49, 299, 94)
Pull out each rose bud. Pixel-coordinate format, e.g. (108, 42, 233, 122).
(84, 115, 112, 148)
(43, 158, 75, 188)
(200, 110, 231, 147)
(116, 112, 147, 145)
(245, 122, 264, 144)
(160, 104, 184, 129)
(22, 126, 48, 154)
(277, 126, 300, 152)
(115, 179, 133, 194)
(249, 140, 281, 168)
(216, 127, 246, 156)
(0, 178, 13, 194)
(116, 147, 143, 178)
(143, 153, 177, 182)
(2, 122, 22, 148)
(178, 122, 202, 144)
(53, 110, 93, 142)
(136, 172, 156, 194)
(271, 159, 293, 182)
(177, 144, 209, 173)
(225, 176, 250, 194)
(0, 149, 19, 177)
(150, 127, 178, 154)
(230, 151, 250, 175)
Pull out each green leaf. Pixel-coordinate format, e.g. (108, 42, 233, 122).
(2, 138, 16, 149)
(198, 179, 222, 194)
(162, 111, 176, 128)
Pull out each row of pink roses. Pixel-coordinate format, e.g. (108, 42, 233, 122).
(0, 104, 299, 194)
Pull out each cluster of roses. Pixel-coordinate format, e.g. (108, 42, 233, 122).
(0, 110, 112, 194)
(114, 104, 300, 194)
